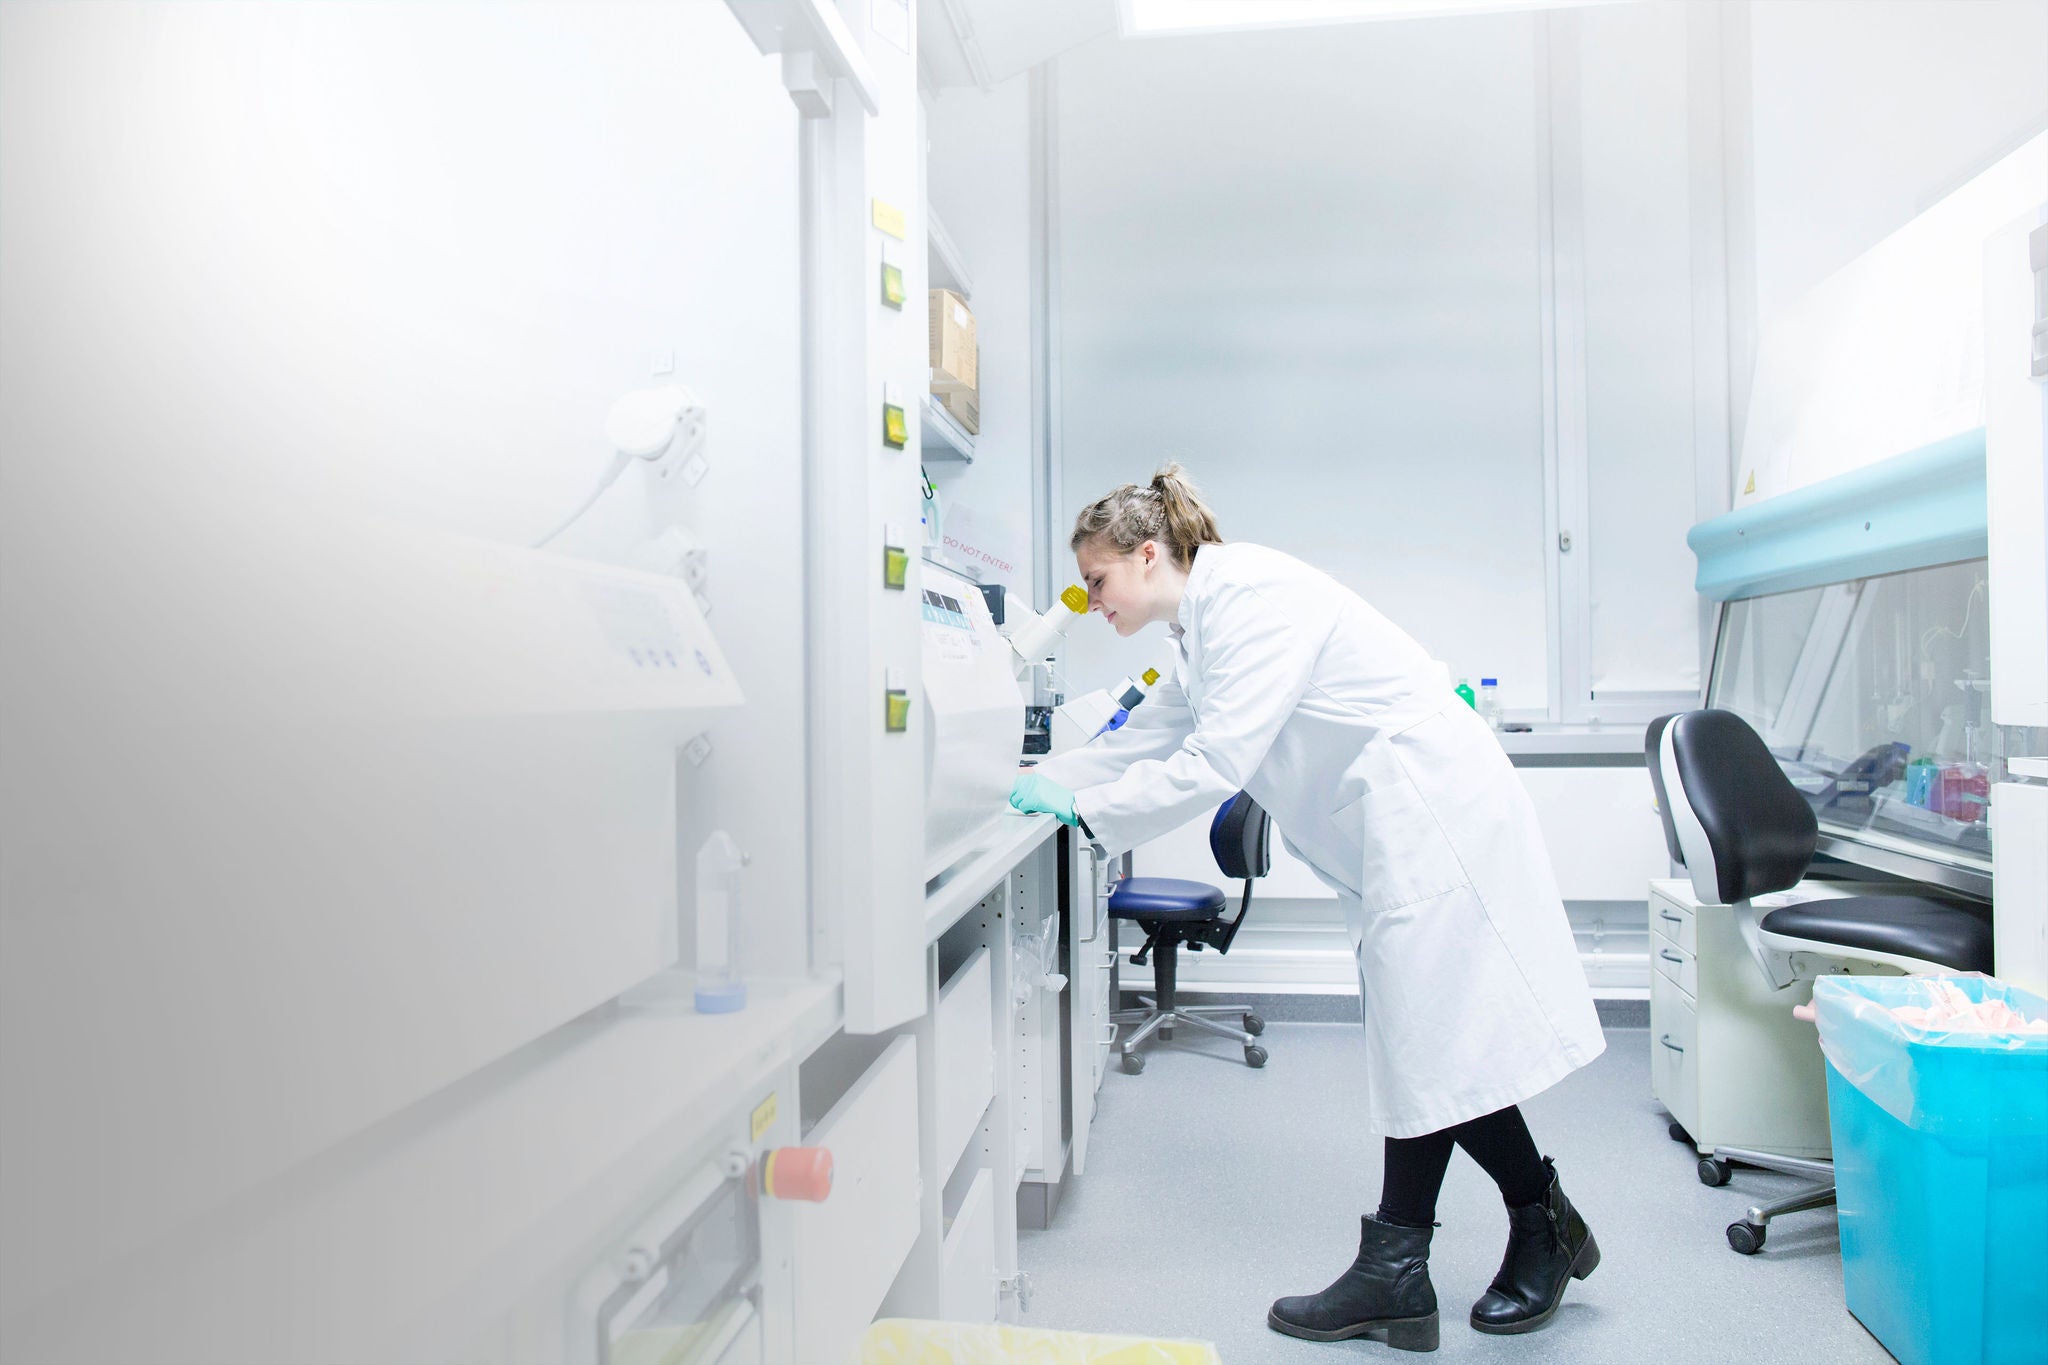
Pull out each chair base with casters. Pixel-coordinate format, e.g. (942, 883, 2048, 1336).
(1701, 895, 1993, 1254)
(1109, 881, 1267, 1073)
(1107, 794, 1273, 1074)
(1650, 710, 1997, 1255)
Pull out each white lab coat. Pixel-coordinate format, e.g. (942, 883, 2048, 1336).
(1037, 543, 1604, 1137)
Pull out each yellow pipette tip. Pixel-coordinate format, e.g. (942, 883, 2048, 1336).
(1059, 584, 1088, 614)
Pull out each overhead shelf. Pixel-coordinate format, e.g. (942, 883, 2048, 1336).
(927, 208, 973, 300)
(920, 394, 975, 462)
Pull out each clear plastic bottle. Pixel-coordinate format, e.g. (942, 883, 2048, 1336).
(1478, 677, 1500, 730)
(695, 831, 749, 1014)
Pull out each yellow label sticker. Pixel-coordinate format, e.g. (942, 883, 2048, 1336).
(1742, 470, 1756, 496)
(871, 199, 906, 240)
(751, 1092, 777, 1143)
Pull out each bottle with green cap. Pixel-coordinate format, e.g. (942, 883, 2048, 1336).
(1455, 677, 1476, 709)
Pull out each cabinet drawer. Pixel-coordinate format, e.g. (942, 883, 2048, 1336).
(792, 1037, 921, 1365)
(936, 947, 994, 1184)
(1649, 897, 1696, 954)
(1091, 942, 1114, 1093)
(1651, 935, 1697, 999)
(1650, 971, 1698, 1140)
(940, 1167, 997, 1322)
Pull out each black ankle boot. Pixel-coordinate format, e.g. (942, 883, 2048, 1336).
(1469, 1158, 1599, 1335)
(1268, 1215, 1439, 1351)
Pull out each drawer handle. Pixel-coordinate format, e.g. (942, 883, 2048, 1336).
(1100, 1022, 1118, 1045)
(1659, 1034, 1685, 1054)
(1077, 846, 1104, 944)
(1660, 948, 1686, 964)
(1658, 910, 1684, 924)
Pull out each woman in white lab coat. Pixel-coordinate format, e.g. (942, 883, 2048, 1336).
(1010, 467, 1606, 1351)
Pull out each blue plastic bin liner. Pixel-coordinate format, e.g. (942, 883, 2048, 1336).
(1812, 976, 2048, 1365)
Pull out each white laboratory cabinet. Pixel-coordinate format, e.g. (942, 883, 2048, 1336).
(1069, 840, 1121, 1149)
(1648, 879, 1841, 1160)
(1985, 208, 2048, 997)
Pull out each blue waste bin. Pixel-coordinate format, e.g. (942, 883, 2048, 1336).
(1812, 975, 2048, 1365)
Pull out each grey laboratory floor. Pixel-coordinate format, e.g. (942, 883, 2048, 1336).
(1017, 1018, 1895, 1365)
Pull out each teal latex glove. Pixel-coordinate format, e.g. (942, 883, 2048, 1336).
(1009, 773, 1079, 827)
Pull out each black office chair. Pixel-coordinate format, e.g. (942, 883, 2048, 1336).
(1109, 791, 1272, 1074)
(1650, 709, 1994, 1254)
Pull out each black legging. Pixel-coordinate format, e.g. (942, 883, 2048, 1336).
(1378, 1104, 1549, 1226)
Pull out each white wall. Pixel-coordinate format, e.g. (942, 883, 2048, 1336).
(1740, 0, 2048, 465)
(1578, 0, 1707, 698)
(1052, 15, 1554, 712)
(1748, 0, 2048, 333)
(926, 78, 1039, 598)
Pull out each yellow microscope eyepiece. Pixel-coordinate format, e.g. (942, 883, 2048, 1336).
(1060, 584, 1088, 614)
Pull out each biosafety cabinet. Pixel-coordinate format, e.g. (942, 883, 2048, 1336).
(1650, 142, 2048, 1163)
(0, 1, 1101, 1362)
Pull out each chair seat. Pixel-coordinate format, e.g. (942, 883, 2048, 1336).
(1759, 895, 1993, 974)
(1108, 876, 1226, 921)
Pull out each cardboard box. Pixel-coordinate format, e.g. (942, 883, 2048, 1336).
(939, 385, 979, 435)
(929, 289, 977, 391)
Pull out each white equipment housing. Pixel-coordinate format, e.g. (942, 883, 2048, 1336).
(0, 497, 743, 1317)
(921, 560, 1023, 876)
(1049, 689, 1120, 755)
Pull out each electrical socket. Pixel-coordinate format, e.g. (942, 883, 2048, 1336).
(633, 525, 710, 591)
(651, 398, 707, 484)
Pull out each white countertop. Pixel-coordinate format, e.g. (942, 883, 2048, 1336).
(925, 811, 1060, 941)
(1497, 725, 1649, 760)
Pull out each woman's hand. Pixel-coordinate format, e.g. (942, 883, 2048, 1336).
(1009, 773, 1080, 827)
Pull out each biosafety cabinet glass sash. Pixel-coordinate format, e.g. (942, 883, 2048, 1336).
(1706, 559, 1995, 893)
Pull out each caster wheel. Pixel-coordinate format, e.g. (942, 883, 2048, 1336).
(1668, 1121, 1694, 1145)
(1121, 1052, 1146, 1075)
(1727, 1221, 1765, 1255)
(1243, 1014, 1266, 1036)
(1244, 1044, 1268, 1068)
(1698, 1157, 1733, 1187)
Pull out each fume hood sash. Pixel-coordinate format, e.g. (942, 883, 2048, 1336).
(1687, 431, 1988, 602)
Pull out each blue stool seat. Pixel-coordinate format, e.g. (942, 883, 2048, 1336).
(1105, 793, 1273, 1076)
(1109, 877, 1227, 920)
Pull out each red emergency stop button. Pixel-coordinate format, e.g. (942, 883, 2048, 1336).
(762, 1146, 833, 1202)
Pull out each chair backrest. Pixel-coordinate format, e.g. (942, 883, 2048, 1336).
(1208, 792, 1271, 882)
(1644, 713, 1687, 866)
(1659, 709, 1816, 905)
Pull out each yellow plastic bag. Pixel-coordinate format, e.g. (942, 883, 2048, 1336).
(853, 1318, 1222, 1365)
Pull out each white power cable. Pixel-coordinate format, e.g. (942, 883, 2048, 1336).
(530, 385, 701, 549)
(532, 451, 632, 549)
